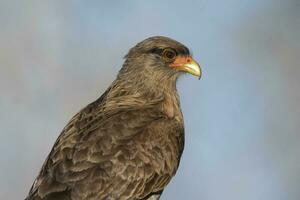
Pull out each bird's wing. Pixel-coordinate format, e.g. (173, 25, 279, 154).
(144, 193, 162, 200)
(26, 91, 183, 200)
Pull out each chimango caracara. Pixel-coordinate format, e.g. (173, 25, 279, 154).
(26, 36, 201, 200)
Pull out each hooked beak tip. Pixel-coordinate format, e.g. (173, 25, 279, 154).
(183, 59, 202, 79)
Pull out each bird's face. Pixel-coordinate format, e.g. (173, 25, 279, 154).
(149, 46, 201, 78)
(124, 36, 202, 80)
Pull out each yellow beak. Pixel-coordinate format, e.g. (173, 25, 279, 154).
(170, 56, 202, 78)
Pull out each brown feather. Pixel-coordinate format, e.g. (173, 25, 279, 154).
(26, 36, 190, 200)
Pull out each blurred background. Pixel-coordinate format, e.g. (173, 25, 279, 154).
(0, 0, 299, 199)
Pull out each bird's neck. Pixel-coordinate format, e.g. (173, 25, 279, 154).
(104, 74, 182, 121)
(113, 72, 178, 99)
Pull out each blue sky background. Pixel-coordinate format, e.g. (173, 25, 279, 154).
(0, 0, 299, 199)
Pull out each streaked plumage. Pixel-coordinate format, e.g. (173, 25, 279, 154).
(25, 36, 201, 200)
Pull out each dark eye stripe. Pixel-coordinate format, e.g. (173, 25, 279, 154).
(178, 47, 190, 55)
(150, 48, 163, 55)
(149, 47, 190, 56)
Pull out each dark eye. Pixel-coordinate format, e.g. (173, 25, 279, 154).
(162, 48, 177, 61)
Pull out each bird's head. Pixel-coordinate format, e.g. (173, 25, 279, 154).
(115, 36, 201, 97)
(121, 36, 201, 80)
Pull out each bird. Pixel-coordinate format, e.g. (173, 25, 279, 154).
(25, 36, 201, 200)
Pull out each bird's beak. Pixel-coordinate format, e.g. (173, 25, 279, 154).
(170, 56, 202, 78)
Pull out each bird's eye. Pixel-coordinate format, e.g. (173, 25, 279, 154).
(162, 48, 177, 61)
